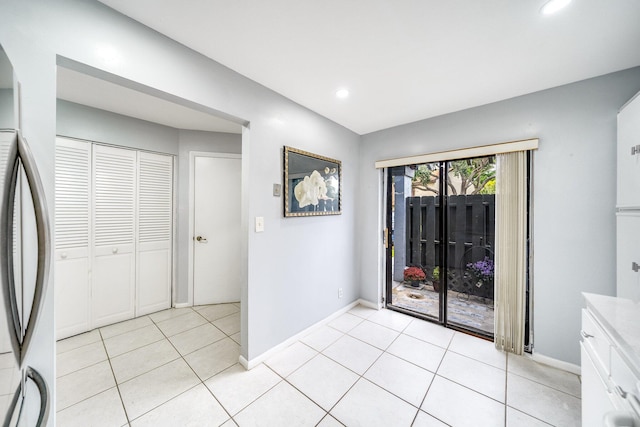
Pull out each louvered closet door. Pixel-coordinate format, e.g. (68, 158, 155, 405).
(0, 131, 15, 350)
(55, 138, 91, 339)
(92, 145, 136, 328)
(136, 152, 173, 316)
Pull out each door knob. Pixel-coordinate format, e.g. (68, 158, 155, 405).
(196, 236, 208, 243)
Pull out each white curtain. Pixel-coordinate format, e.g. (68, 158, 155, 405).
(494, 151, 528, 354)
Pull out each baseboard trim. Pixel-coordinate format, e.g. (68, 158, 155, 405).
(239, 299, 369, 370)
(356, 298, 379, 310)
(530, 352, 581, 376)
(239, 355, 249, 370)
(173, 302, 191, 309)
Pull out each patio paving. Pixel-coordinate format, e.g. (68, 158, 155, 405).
(391, 282, 494, 334)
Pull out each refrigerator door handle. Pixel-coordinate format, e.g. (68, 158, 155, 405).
(0, 131, 51, 366)
(0, 132, 23, 364)
(26, 366, 50, 427)
(16, 131, 51, 364)
(1, 367, 50, 427)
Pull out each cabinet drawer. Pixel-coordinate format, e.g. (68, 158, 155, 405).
(582, 309, 611, 372)
(611, 348, 640, 397)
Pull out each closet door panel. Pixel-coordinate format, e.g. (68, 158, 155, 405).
(92, 250, 135, 327)
(92, 145, 136, 327)
(137, 243, 171, 315)
(137, 152, 173, 316)
(54, 256, 90, 339)
(55, 138, 91, 339)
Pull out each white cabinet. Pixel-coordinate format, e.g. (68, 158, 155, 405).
(616, 213, 640, 301)
(617, 92, 640, 208)
(581, 296, 640, 427)
(581, 343, 617, 427)
(617, 91, 640, 301)
(55, 138, 173, 338)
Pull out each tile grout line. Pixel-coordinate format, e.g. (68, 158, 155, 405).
(56, 304, 242, 425)
(138, 305, 239, 425)
(507, 368, 582, 398)
(99, 327, 133, 426)
(269, 312, 449, 425)
(504, 346, 509, 426)
(57, 304, 577, 426)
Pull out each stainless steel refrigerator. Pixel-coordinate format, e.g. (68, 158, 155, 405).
(1, 45, 50, 427)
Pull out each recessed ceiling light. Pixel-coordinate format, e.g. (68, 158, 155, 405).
(335, 88, 350, 99)
(540, 0, 572, 15)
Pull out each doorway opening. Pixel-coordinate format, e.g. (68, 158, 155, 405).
(386, 155, 513, 339)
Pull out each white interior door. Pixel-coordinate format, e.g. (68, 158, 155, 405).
(92, 144, 136, 328)
(193, 154, 241, 305)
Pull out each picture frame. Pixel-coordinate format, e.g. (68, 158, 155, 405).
(283, 146, 342, 217)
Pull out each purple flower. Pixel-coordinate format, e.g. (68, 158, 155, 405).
(466, 257, 494, 281)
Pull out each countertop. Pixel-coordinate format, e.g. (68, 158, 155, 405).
(583, 292, 640, 377)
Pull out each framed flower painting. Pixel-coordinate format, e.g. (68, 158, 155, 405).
(283, 146, 342, 217)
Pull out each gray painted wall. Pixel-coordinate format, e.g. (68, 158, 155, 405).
(0, 5, 360, 417)
(176, 130, 242, 304)
(358, 67, 640, 365)
(0, 89, 13, 128)
(57, 99, 179, 154)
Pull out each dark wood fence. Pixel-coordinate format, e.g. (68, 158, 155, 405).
(405, 195, 495, 299)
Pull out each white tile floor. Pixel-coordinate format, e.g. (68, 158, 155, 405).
(55, 303, 581, 427)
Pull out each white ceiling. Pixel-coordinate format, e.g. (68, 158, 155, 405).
(57, 67, 243, 133)
(98, 0, 640, 135)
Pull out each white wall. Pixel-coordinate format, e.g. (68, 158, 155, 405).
(358, 67, 640, 365)
(0, 4, 361, 409)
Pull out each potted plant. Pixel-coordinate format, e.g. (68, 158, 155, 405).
(431, 266, 441, 292)
(403, 266, 426, 288)
(466, 256, 494, 288)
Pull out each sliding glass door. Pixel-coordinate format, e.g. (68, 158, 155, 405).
(385, 156, 497, 338)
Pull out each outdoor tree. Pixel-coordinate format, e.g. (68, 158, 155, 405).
(412, 157, 496, 195)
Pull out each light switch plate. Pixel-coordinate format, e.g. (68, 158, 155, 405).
(255, 216, 264, 232)
(273, 183, 282, 197)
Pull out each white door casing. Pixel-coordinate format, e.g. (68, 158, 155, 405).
(193, 154, 241, 305)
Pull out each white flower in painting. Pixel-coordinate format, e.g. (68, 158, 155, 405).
(294, 170, 327, 208)
(325, 175, 339, 199)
